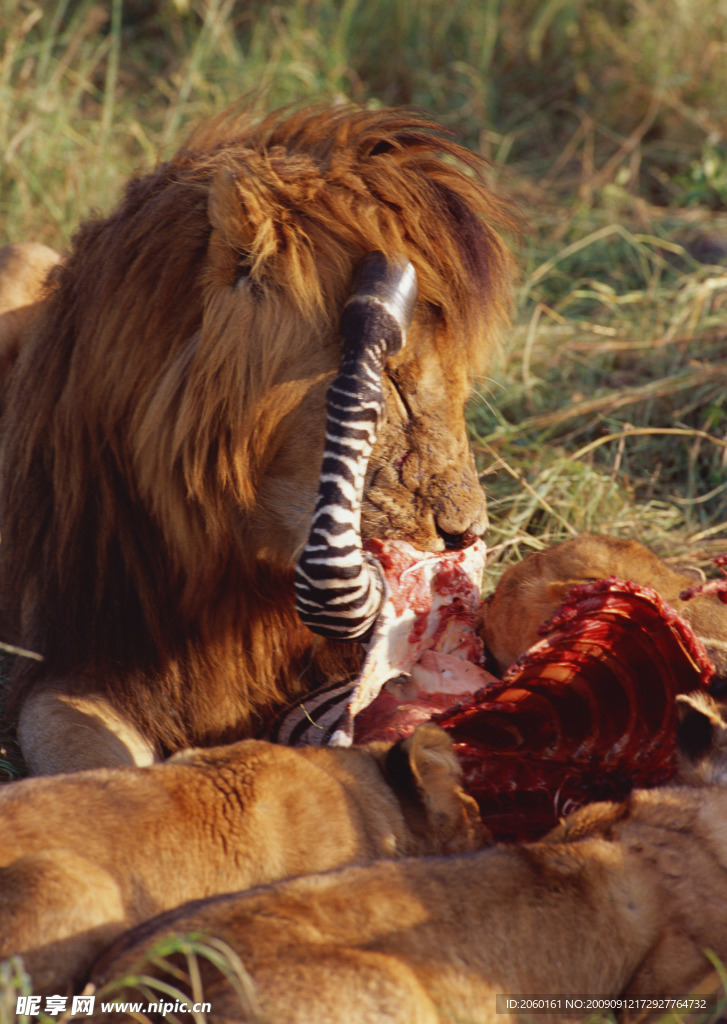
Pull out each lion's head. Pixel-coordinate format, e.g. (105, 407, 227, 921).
(1, 104, 518, 757)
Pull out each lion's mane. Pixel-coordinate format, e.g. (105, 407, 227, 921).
(0, 104, 517, 752)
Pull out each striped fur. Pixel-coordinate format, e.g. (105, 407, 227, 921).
(269, 680, 356, 746)
(294, 252, 417, 640)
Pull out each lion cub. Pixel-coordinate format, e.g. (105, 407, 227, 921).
(87, 693, 727, 1024)
(481, 533, 727, 674)
(0, 723, 484, 994)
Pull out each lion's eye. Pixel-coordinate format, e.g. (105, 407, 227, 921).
(235, 257, 264, 298)
(236, 253, 252, 287)
(387, 373, 414, 421)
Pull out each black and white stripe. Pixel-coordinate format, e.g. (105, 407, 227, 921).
(268, 680, 357, 746)
(294, 251, 417, 640)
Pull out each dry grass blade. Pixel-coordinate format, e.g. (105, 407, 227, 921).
(485, 367, 727, 440)
(570, 427, 727, 463)
(479, 442, 579, 537)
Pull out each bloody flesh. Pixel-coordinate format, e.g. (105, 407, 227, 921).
(351, 544, 718, 842)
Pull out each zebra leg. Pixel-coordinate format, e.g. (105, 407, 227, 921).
(294, 252, 418, 640)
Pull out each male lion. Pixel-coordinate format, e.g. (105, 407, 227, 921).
(0, 104, 517, 775)
(87, 693, 727, 1024)
(0, 723, 484, 994)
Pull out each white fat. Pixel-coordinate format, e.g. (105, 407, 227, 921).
(410, 651, 499, 695)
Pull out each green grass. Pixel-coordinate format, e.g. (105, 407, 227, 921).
(1, 0, 727, 1017)
(91, 933, 263, 1024)
(473, 220, 727, 586)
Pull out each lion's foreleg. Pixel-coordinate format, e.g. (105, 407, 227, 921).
(17, 680, 159, 774)
(294, 251, 417, 641)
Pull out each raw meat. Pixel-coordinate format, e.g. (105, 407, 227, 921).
(325, 536, 491, 744)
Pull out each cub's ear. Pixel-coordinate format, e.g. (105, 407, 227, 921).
(676, 691, 727, 782)
(385, 723, 488, 852)
(404, 721, 462, 793)
(676, 691, 724, 757)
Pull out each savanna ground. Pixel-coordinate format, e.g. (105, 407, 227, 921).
(1, 0, 726, 1020)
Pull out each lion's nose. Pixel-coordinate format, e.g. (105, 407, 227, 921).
(433, 487, 488, 546)
(436, 526, 481, 550)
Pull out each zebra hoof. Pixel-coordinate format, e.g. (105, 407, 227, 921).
(341, 251, 418, 359)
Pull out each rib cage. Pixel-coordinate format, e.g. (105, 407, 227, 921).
(294, 252, 417, 640)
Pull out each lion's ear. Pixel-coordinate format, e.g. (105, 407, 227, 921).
(385, 722, 486, 851)
(205, 169, 259, 289)
(208, 168, 256, 251)
(404, 721, 461, 794)
(676, 691, 727, 771)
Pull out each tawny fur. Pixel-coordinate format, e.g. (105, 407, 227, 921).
(0, 242, 61, 397)
(0, 723, 484, 994)
(480, 533, 727, 674)
(86, 695, 727, 1024)
(0, 104, 519, 774)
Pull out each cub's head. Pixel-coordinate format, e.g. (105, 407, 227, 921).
(379, 722, 488, 853)
(480, 534, 714, 673)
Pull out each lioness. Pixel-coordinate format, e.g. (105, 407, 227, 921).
(481, 533, 727, 675)
(87, 693, 727, 1023)
(0, 723, 484, 994)
(0, 241, 60, 400)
